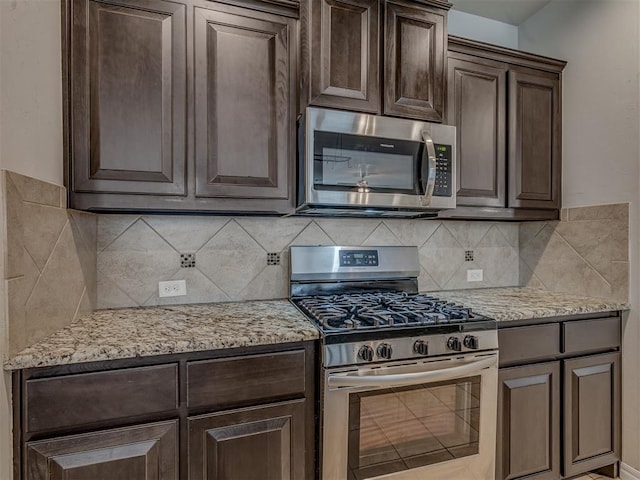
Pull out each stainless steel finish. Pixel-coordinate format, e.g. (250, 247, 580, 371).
(290, 245, 419, 282)
(421, 130, 437, 205)
(299, 107, 456, 214)
(327, 355, 496, 388)
(324, 329, 499, 367)
(322, 352, 498, 479)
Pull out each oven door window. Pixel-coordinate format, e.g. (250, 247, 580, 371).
(313, 131, 422, 193)
(348, 376, 481, 479)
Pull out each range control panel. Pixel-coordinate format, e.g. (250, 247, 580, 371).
(433, 144, 452, 197)
(339, 250, 379, 267)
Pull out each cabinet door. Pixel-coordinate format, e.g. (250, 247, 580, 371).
(194, 3, 295, 203)
(383, 0, 446, 122)
(188, 400, 306, 480)
(69, 0, 186, 196)
(497, 362, 561, 480)
(508, 69, 561, 209)
(308, 0, 380, 113)
(25, 420, 178, 480)
(447, 57, 506, 207)
(563, 352, 620, 477)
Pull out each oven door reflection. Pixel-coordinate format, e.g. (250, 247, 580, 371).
(322, 352, 498, 480)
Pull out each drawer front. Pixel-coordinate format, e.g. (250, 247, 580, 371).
(25, 364, 179, 435)
(187, 350, 306, 410)
(563, 317, 621, 355)
(499, 323, 560, 366)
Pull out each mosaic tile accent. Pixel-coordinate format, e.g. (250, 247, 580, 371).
(2, 171, 97, 355)
(519, 203, 629, 303)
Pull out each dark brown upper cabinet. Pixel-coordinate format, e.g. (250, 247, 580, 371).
(447, 57, 506, 208)
(68, 0, 187, 197)
(441, 36, 566, 221)
(383, 0, 446, 121)
(508, 68, 561, 210)
(301, 0, 450, 121)
(193, 5, 295, 203)
(64, 0, 298, 213)
(307, 0, 380, 113)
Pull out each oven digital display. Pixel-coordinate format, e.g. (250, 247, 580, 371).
(340, 250, 379, 267)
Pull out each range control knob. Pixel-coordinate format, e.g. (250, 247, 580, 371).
(413, 340, 429, 356)
(358, 345, 374, 362)
(463, 335, 479, 350)
(377, 343, 393, 360)
(447, 337, 462, 352)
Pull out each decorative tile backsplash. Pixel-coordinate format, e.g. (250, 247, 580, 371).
(2, 171, 97, 354)
(97, 216, 520, 308)
(0, 170, 630, 354)
(519, 203, 629, 303)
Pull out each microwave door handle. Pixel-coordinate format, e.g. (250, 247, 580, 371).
(327, 355, 496, 389)
(420, 131, 437, 206)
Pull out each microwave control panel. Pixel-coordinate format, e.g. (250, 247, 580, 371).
(433, 144, 452, 197)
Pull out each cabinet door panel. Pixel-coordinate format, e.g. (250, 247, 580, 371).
(508, 69, 560, 209)
(563, 352, 620, 477)
(309, 0, 380, 112)
(497, 362, 560, 480)
(194, 4, 295, 201)
(447, 58, 506, 207)
(188, 400, 306, 480)
(383, 0, 445, 122)
(26, 421, 178, 480)
(71, 0, 186, 195)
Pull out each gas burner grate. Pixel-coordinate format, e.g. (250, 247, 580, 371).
(293, 292, 484, 332)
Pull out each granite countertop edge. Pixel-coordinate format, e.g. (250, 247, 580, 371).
(4, 300, 320, 371)
(4, 288, 630, 371)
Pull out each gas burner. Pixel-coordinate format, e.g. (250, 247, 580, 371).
(293, 292, 485, 332)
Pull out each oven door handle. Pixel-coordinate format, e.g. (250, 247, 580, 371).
(327, 356, 496, 388)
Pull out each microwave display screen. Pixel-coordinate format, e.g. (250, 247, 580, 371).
(313, 131, 421, 193)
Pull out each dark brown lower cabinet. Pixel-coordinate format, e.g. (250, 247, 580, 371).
(16, 342, 316, 480)
(496, 314, 621, 480)
(563, 352, 621, 477)
(497, 362, 561, 480)
(188, 400, 306, 480)
(25, 420, 178, 480)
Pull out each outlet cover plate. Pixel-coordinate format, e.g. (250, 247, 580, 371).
(466, 269, 483, 282)
(159, 280, 187, 297)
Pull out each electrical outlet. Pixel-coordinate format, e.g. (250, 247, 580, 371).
(159, 280, 187, 297)
(466, 269, 483, 282)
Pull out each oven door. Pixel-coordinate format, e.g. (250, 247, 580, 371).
(322, 352, 498, 480)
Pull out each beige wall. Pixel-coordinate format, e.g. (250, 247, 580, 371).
(519, 0, 640, 471)
(0, 0, 65, 475)
(0, 0, 63, 186)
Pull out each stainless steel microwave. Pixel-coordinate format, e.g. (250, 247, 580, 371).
(297, 107, 456, 218)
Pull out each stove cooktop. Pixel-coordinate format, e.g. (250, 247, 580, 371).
(292, 292, 487, 333)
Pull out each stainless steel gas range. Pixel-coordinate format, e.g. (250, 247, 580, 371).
(290, 245, 498, 480)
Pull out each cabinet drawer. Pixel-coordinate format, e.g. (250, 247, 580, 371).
(563, 317, 620, 355)
(25, 365, 179, 435)
(187, 350, 306, 410)
(499, 323, 560, 366)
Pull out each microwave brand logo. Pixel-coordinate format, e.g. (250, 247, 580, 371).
(379, 143, 395, 148)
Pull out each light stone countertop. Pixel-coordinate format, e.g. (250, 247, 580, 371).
(435, 287, 629, 323)
(5, 300, 319, 370)
(4, 288, 630, 370)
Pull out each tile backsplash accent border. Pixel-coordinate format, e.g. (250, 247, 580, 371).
(97, 216, 520, 308)
(2, 171, 97, 355)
